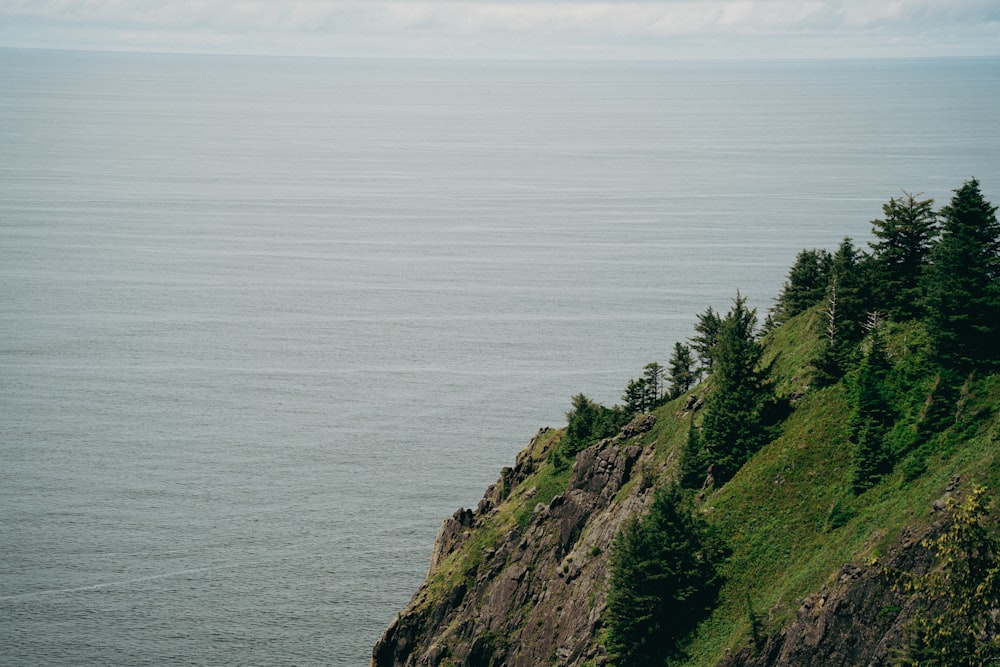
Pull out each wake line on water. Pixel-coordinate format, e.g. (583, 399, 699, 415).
(0, 563, 229, 602)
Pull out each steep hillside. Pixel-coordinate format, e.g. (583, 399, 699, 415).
(371, 306, 1000, 666)
(373, 182, 1000, 666)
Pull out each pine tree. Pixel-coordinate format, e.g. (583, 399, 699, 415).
(622, 377, 651, 415)
(562, 393, 627, 459)
(813, 238, 871, 384)
(679, 417, 706, 489)
(771, 248, 832, 324)
(828, 237, 870, 345)
(643, 362, 665, 404)
(922, 178, 1000, 369)
(868, 192, 938, 321)
(690, 306, 722, 375)
(849, 315, 894, 494)
(604, 484, 726, 667)
(698, 293, 771, 484)
(812, 275, 842, 387)
(667, 342, 697, 399)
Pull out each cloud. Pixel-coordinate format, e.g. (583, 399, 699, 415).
(1, 0, 998, 58)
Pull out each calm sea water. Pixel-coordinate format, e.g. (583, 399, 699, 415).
(2, 50, 998, 665)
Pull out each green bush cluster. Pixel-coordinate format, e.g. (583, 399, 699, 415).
(603, 485, 727, 666)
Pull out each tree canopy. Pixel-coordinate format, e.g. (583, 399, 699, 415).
(604, 484, 727, 667)
(922, 178, 1000, 369)
(868, 192, 937, 321)
(848, 315, 895, 494)
(771, 247, 832, 324)
(691, 293, 772, 485)
(690, 306, 722, 375)
(557, 393, 628, 467)
(667, 341, 698, 399)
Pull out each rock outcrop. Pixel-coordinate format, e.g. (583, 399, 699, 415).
(720, 525, 937, 667)
(372, 400, 983, 667)
(721, 478, 967, 667)
(372, 415, 657, 667)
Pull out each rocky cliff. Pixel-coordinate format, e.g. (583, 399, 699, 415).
(372, 423, 972, 667)
(718, 517, 940, 667)
(372, 414, 659, 666)
(371, 313, 1000, 667)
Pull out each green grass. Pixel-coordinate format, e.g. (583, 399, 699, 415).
(514, 462, 572, 529)
(417, 426, 571, 611)
(760, 305, 827, 396)
(409, 307, 1000, 665)
(655, 311, 1000, 666)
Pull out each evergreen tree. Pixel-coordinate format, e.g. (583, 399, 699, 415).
(868, 192, 938, 320)
(623, 363, 668, 415)
(562, 393, 627, 460)
(622, 377, 652, 415)
(922, 178, 1000, 369)
(643, 362, 665, 404)
(565, 393, 601, 452)
(691, 306, 722, 375)
(697, 293, 771, 484)
(667, 342, 697, 399)
(828, 237, 870, 344)
(771, 248, 832, 324)
(849, 315, 894, 494)
(813, 238, 871, 384)
(679, 417, 707, 489)
(812, 275, 842, 387)
(604, 484, 726, 667)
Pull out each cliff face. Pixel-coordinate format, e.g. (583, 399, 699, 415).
(371, 369, 997, 667)
(372, 414, 659, 667)
(721, 476, 967, 667)
(373, 416, 987, 667)
(720, 525, 937, 667)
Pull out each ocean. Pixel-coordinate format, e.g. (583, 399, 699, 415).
(2, 50, 998, 665)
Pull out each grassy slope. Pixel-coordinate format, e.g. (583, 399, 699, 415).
(404, 304, 1000, 665)
(677, 309, 1000, 665)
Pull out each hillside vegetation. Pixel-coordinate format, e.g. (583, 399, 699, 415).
(372, 180, 1000, 667)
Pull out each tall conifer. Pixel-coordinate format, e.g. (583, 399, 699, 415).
(698, 293, 771, 484)
(667, 342, 697, 399)
(813, 238, 871, 384)
(922, 178, 1000, 368)
(690, 306, 722, 375)
(868, 192, 937, 320)
(604, 485, 725, 666)
(771, 248, 832, 324)
(849, 317, 894, 493)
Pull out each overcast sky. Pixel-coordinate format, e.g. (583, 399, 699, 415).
(1, 0, 998, 60)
